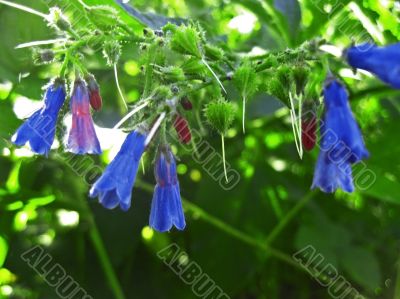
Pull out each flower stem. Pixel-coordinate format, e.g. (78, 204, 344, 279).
(135, 180, 337, 286)
(136, 179, 298, 268)
(143, 45, 157, 99)
(59, 52, 70, 78)
(82, 203, 125, 299)
(88, 222, 126, 299)
(265, 192, 315, 245)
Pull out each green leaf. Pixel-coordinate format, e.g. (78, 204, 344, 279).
(340, 246, 381, 291)
(0, 236, 8, 268)
(114, 0, 186, 29)
(273, 0, 302, 41)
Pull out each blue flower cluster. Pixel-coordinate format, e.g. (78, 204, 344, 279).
(12, 42, 400, 233)
(312, 41, 400, 193)
(12, 77, 102, 155)
(90, 132, 186, 232)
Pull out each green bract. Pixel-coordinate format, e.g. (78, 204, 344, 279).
(103, 40, 122, 66)
(204, 99, 236, 135)
(234, 62, 259, 99)
(169, 25, 202, 58)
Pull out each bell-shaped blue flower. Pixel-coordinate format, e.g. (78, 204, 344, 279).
(312, 77, 368, 193)
(346, 43, 400, 89)
(322, 78, 369, 164)
(12, 78, 66, 155)
(66, 79, 102, 155)
(312, 149, 355, 193)
(89, 130, 147, 211)
(149, 146, 186, 232)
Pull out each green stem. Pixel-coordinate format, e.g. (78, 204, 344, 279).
(143, 44, 157, 99)
(87, 215, 126, 299)
(265, 192, 315, 245)
(394, 257, 400, 299)
(136, 180, 305, 272)
(178, 190, 336, 288)
(59, 52, 70, 78)
(136, 181, 343, 289)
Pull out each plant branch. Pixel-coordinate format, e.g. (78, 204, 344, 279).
(265, 192, 315, 246)
(85, 204, 126, 299)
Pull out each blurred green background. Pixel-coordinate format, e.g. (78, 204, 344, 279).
(0, 0, 400, 298)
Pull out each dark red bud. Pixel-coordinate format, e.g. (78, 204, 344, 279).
(89, 90, 102, 111)
(173, 115, 191, 144)
(180, 96, 193, 110)
(86, 75, 102, 111)
(302, 115, 317, 151)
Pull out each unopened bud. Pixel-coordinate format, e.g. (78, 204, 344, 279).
(86, 74, 102, 111)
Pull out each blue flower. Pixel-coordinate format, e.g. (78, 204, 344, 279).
(322, 78, 369, 164)
(149, 146, 186, 232)
(12, 78, 66, 155)
(89, 131, 147, 211)
(66, 79, 102, 155)
(346, 43, 400, 89)
(312, 77, 368, 193)
(312, 149, 355, 193)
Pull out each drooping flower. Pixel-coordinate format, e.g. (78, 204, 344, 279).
(322, 78, 369, 164)
(86, 74, 102, 111)
(173, 114, 191, 144)
(311, 77, 368, 193)
(346, 43, 400, 89)
(12, 78, 66, 155)
(149, 146, 186, 232)
(66, 78, 102, 154)
(89, 130, 147, 211)
(311, 149, 355, 193)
